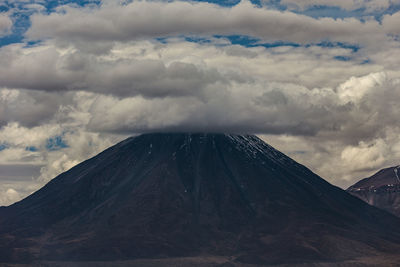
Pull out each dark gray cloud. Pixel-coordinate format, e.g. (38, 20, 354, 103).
(0, 89, 73, 127)
(0, 46, 225, 98)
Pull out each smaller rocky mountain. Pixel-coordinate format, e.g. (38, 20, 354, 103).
(347, 165, 400, 217)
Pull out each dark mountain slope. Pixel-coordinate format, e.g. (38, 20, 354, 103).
(1, 133, 400, 264)
(347, 165, 400, 217)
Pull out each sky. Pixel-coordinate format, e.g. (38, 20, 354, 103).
(1, 0, 400, 205)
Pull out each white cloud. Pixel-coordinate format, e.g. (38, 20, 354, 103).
(0, 188, 21, 206)
(37, 130, 116, 182)
(0, 178, 43, 207)
(337, 72, 387, 103)
(0, 122, 62, 150)
(341, 139, 388, 173)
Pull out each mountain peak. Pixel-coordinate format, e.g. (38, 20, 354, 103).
(348, 165, 400, 190)
(1, 133, 400, 264)
(122, 133, 293, 166)
(347, 165, 400, 217)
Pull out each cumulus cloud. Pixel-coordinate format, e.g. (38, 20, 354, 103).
(337, 72, 387, 103)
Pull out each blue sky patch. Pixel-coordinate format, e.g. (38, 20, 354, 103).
(310, 41, 360, 52)
(298, 5, 359, 19)
(0, 143, 8, 151)
(46, 136, 68, 151)
(25, 146, 38, 152)
(264, 0, 400, 20)
(185, 35, 359, 54)
(192, 0, 241, 7)
(334, 56, 352, 61)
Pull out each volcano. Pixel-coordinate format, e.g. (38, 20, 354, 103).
(347, 166, 400, 217)
(1, 133, 400, 265)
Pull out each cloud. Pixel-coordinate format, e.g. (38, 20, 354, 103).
(2, 0, 400, 205)
(260, 128, 400, 188)
(0, 43, 225, 97)
(25, 0, 389, 47)
(84, 83, 334, 135)
(82, 71, 400, 143)
(382, 11, 400, 36)
(0, 37, 396, 140)
(0, 38, 382, 97)
(0, 122, 62, 151)
(0, 119, 121, 204)
(37, 130, 116, 181)
(0, 13, 12, 37)
(0, 88, 71, 127)
(341, 139, 388, 172)
(337, 72, 387, 103)
(0, 172, 43, 206)
(0, 188, 21, 206)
